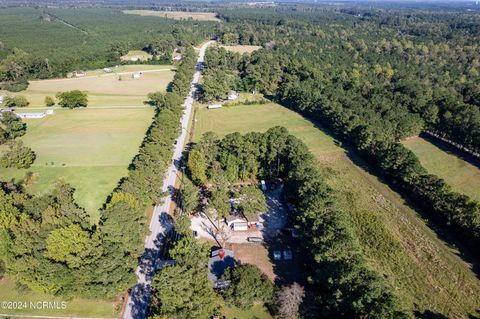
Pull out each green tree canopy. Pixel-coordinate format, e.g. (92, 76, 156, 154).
(56, 90, 88, 109)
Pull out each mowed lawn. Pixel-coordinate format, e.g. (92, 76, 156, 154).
(404, 136, 480, 202)
(123, 10, 220, 21)
(0, 278, 119, 317)
(0, 108, 154, 223)
(194, 102, 480, 317)
(0, 65, 174, 107)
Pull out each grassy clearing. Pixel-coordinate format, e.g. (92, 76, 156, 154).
(0, 108, 154, 223)
(0, 65, 174, 107)
(0, 278, 118, 317)
(123, 10, 220, 22)
(222, 304, 273, 319)
(220, 45, 262, 54)
(120, 50, 153, 62)
(404, 136, 480, 202)
(194, 101, 480, 318)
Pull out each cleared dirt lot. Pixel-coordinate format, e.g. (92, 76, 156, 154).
(221, 45, 262, 54)
(123, 10, 220, 22)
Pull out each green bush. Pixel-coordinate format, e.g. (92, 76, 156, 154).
(4, 95, 29, 107)
(44, 96, 55, 107)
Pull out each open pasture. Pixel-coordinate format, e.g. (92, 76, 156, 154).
(123, 10, 220, 22)
(0, 65, 174, 107)
(221, 45, 262, 54)
(0, 108, 154, 223)
(194, 101, 480, 317)
(404, 136, 480, 202)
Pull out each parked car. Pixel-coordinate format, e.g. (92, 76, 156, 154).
(283, 250, 293, 260)
(273, 250, 282, 260)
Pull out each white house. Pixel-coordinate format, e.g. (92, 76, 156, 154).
(208, 104, 222, 109)
(15, 112, 46, 119)
(227, 218, 249, 231)
(132, 72, 142, 79)
(228, 90, 239, 101)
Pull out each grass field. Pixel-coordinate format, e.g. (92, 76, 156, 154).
(404, 136, 480, 202)
(221, 45, 262, 54)
(223, 304, 273, 319)
(0, 108, 154, 223)
(0, 65, 174, 107)
(123, 10, 220, 22)
(194, 101, 480, 318)
(0, 278, 119, 317)
(121, 50, 153, 62)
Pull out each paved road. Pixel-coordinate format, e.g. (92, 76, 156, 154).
(122, 40, 214, 319)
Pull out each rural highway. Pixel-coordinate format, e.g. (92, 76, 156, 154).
(122, 40, 214, 319)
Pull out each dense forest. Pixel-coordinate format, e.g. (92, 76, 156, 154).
(203, 7, 480, 257)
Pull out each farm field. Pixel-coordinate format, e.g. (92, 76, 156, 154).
(0, 65, 174, 107)
(0, 108, 154, 223)
(194, 101, 480, 317)
(123, 10, 220, 21)
(0, 278, 119, 317)
(221, 45, 262, 54)
(404, 136, 480, 202)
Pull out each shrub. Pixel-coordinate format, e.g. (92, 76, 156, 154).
(44, 96, 55, 107)
(4, 95, 29, 108)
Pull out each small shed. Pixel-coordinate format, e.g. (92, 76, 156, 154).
(103, 68, 112, 73)
(46, 109, 54, 115)
(0, 95, 4, 104)
(208, 104, 222, 109)
(132, 72, 142, 79)
(227, 217, 249, 231)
